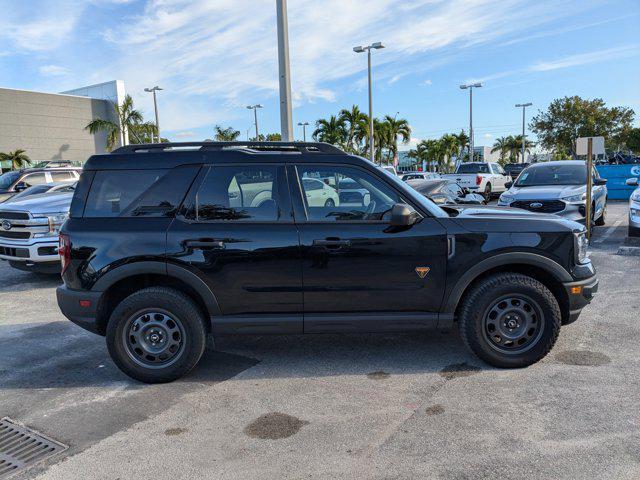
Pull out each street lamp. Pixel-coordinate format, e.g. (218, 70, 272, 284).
(354, 41, 385, 165)
(515, 102, 533, 163)
(297, 122, 310, 142)
(459, 83, 482, 161)
(144, 86, 163, 143)
(246, 104, 263, 140)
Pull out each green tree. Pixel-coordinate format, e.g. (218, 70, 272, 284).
(0, 149, 31, 170)
(625, 127, 640, 154)
(339, 105, 368, 154)
(265, 133, 282, 141)
(383, 115, 411, 163)
(407, 141, 429, 169)
(530, 96, 635, 158)
(491, 136, 510, 163)
(439, 134, 460, 172)
(454, 130, 469, 160)
(214, 125, 241, 141)
(313, 116, 347, 146)
(85, 94, 148, 150)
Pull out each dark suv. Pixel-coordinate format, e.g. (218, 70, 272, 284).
(57, 142, 598, 383)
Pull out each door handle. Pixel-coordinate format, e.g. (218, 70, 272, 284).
(313, 238, 351, 249)
(184, 239, 226, 249)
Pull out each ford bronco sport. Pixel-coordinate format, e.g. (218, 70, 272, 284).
(57, 142, 598, 383)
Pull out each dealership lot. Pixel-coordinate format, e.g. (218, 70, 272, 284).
(1, 202, 638, 480)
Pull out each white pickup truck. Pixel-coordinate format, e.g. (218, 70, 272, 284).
(442, 162, 512, 201)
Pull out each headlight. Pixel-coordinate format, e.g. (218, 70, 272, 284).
(34, 212, 68, 237)
(499, 194, 515, 204)
(562, 193, 586, 203)
(574, 231, 589, 264)
(631, 191, 640, 203)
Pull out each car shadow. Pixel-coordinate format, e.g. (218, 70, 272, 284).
(0, 270, 61, 292)
(0, 320, 486, 390)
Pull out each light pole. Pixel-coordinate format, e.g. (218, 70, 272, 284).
(276, 0, 294, 141)
(459, 83, 482, 161)
(297, 122, 309, 142)
(144, 86, 163, 143)
(354, 41, 385, 165)
(515, 102, 533, 163)
(246, 104, 263, 140)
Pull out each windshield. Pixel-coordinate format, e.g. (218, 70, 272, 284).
(515, 164, 586, 187)
(409, 180, 444, 195)
(457, 163, 489, 174)
(0, 171, 20, 190)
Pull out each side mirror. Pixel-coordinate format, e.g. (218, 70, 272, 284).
(390, 203, 421, 227)
(504, 181, 513, 189)
(594, 178, 607, 186)
(626, 178, 639, 187)
(461, 187, 470, 195)
(13, 181, 27, 192)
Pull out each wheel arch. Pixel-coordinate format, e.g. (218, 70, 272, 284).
(444, 253, 572, 325)
(92, 261, 220, 335)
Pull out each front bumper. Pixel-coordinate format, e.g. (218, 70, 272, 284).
(57, 285, 104, 335)
(563, 275, 599, 324)
(629, 204, 640, 231)
(0, 237, 60, 263)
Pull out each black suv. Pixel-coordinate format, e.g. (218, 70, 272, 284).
(57, 142, 598, 383)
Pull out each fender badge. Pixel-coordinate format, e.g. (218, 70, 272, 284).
(415, 267, 430, 278)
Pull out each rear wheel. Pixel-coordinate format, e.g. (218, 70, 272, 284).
(106, 287, 207, 383)
(458, 273, 561, 368)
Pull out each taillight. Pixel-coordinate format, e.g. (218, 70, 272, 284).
(476, 175, 482, 185)
(58, 233, 71, 276)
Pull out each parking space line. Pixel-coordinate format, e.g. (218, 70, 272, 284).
(593, 219, 623, 243)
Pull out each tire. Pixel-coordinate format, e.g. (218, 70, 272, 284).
(458, 273, 561, 368)
(595, 202, 606, 226)
(324, 198, 335, 207)
(106, 287, 207, 383)
(630, 225, 640, 237)
(483, 184, 492, 202)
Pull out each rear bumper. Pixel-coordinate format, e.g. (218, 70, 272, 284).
(56, 285, 103, 335)
(563, 275, 598, 324)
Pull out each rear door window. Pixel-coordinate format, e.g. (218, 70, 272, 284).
(188, 165, 282, 222)
(22, 172, 47, 187)
(50, 171, 75, 182)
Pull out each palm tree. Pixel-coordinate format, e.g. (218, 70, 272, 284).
(339, 105, 368, 154)
(439, 134, 460, 173)
(265, 133, 282, 141)
(313, 116, 347, 146)
(0, 149, 31, 170)
(491, 137, 510, 163)
(512, 134, 535, 162)
(214, 125, 241, 141)
(421, 139, 444, 172)
(407, 141, 429, 170)
(383, 115, 411, 163)
(454, 130, 469, 160)
(85, 94, 145, 150)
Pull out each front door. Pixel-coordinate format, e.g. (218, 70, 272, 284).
(166, 163, 302, 333)
(290, 163, 448, 333)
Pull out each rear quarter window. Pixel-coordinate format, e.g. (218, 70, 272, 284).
(82, 166, 199, 218)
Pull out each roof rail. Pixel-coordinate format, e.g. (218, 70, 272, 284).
(110, 141, 346, 155)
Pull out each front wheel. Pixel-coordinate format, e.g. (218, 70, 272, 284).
(324, 198, 335, 207)
(458, 273, 561, 368)
(106, 287, 207, 383)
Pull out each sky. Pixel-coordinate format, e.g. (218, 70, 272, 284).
(1, 0, 639, 150)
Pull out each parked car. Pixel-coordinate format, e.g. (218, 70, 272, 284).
(300, 177, 340, 207)
(442, 162, 512, 201)
(406, 179, 486, 205)
(626, 177, 640, 237)
(503, 163, 530, 180)
(0, 167, 81, 203)
(0, 189, 73, 273)
(6, 181, 76, 202)
(401, 172, 441, 181)
(57, 141, 597, 383)
(498, 161, 607, 225)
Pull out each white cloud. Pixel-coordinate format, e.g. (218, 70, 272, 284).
(421, 79, 433, 86)
(39, 65, 71, 77)
(529, 44, 639, 72)
(175, 131, 196, 138)
(93, 0, 587, 134)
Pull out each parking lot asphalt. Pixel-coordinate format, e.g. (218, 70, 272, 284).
(1, 201, 638, 480)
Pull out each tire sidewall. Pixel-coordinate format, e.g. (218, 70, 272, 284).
(461, 276, 560, 368)
(106, 289, 206, 383)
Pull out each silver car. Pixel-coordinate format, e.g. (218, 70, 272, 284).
(626, 177, 640, 237)
(498, 160, 607, 224)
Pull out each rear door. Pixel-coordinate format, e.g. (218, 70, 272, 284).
(166, 163, 303, 333)
(290, 163, 448, 333)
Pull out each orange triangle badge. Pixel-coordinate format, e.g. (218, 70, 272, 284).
(415, 267, 430, 279)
